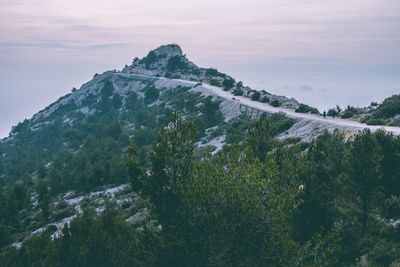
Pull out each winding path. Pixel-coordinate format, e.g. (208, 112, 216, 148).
(119, 73, 400, 135)
(200, 83, 400, 135)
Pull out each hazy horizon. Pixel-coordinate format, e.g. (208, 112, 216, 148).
(1, 0, 399, 138)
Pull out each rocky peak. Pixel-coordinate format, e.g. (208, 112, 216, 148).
(121, 44, 233, 84)
(122, 44, 200, 78)
(151, 44, 183, 59)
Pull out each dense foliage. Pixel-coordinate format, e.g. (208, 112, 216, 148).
(0, 208, 162, 267)
(1, 113, 399, 266)
(0, 70, 399, 265)
(166, 55, 189, 73)
(295, 104, 320, 114)
(362, 94, 400, 126)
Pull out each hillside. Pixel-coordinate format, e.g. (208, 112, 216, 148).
(361, 94, 400, 126)
(0, 44, 298, 246)
(320, 94, 400, 127)
(0, 45, 299, 184)
(0, 43, 332, 186)
(1, 44, 400, 266)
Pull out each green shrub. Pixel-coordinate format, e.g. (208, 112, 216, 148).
(143, 51, 157, 69)
(144, 85, 159, 104)
(271, 100, 281, 107)
(166, 55, 188, 72)
(389, 117, 400, 126)
(233, 89, 244, 96)
(341, 106, 358, 119)
(222, 79, 235, 90)
(251, 91, 261, 101)
(52, 201, 75, 221)
(206, 68, 224, 77)
(295, 104, 319, 114)
(327, 108, 338, 117)
(373, 94, 400, 119)
(366, 118, 386, 125)
(210, 79, 221, 87)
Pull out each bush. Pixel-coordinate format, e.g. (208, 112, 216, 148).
(327, 108, 338, 117)
(52, 201, 75, 221)
(366, 118, 386, 125)
(359, 95, 400, 125)
(143, 51, 157, 69)
(101, 80, 114, 98)
(295, 104, 319, 114)
(222, 79, 235, 90)
(210, 79, 221, 87)
(341, 106, 358, 119)
(144, 85, 159, 104)
(206, 68, 224, 77)
(166, 55, 188, 72)
(251, 91, 261, 101)
(371, 94, 400, 119)
(389, 118, 400, 126)
(260, 96, 270, 103)
(233, 89, 244, 96)
(271, 100, 281, 107)
(225, 116, 251, 144)
(269, 113, 295, 132)
(112, 93, 122, 109)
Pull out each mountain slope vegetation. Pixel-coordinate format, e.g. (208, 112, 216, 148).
(1, 114, 400, 266)
(0, 44, 399, 266)
(361, 94, 400, 126)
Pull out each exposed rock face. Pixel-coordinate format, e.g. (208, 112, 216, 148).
(122, 44, 200, 79)
(121, 44, 304, 111)
(152, 44, 183, 58)
(7, 44, 347, 142)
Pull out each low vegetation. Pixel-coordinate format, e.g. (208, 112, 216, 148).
(1, 112, 399, 266)
(362, 94, 400, 126)
(295, 104, 320, 114)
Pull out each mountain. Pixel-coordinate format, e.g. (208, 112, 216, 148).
(1, 43, 399, 185)
(0, 44, 300, 182)
(0, 44, 298, 246)
(1, 44, 400, 265)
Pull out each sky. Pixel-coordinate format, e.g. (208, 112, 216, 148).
(0, 0, 399, 138)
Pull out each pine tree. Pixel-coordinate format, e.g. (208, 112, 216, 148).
(296, 130, 345, 241)
(37, 181, 52, 220)
(347, 129, 383, 234)
(148, 111, 196, 223)
(126, 143, 146, 193)
(245, 117, 276, 162)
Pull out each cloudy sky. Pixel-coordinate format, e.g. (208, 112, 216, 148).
(1, 0, 399, 137)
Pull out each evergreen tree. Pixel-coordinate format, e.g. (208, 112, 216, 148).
(296, 130, 345, 241)
(374, 130, 400, 220)
(127, 144, 147, 193)
(174, 145, 299, 266)
(346, 129, 383, 234)
(148, 111, 196, 223)
(37, 181, 53, 220)
(245, 117, 276, 162)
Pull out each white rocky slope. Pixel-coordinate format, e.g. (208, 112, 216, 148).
(199, 83, 400, 134)
(121, 44, 301, 109)
(8, 43, 399, 143)
(127, 74, 400, 141)
(11, 68, 399, 145)
(119, 44, 400, 140)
